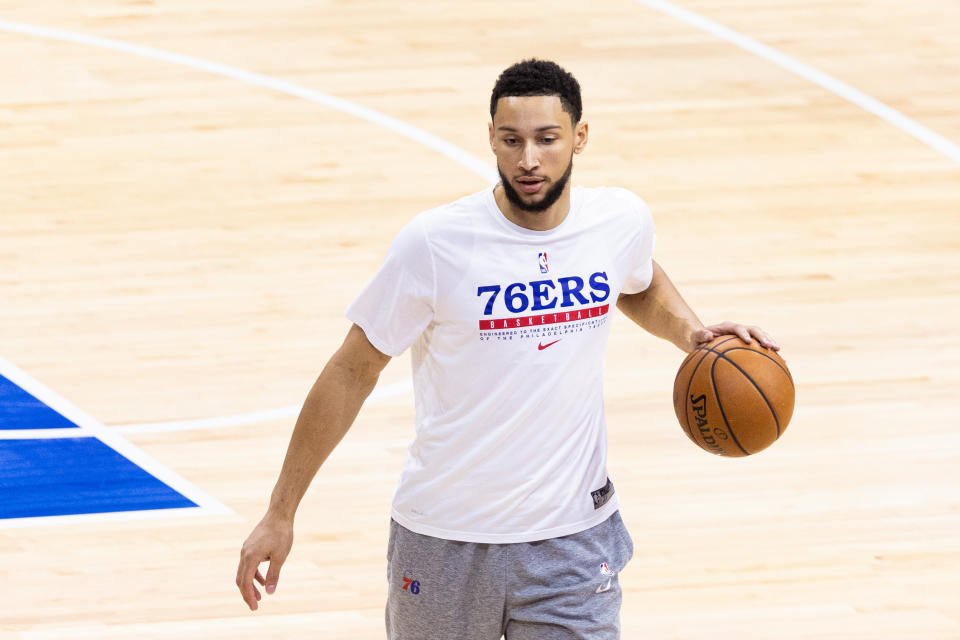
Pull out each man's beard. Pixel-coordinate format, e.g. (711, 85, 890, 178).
(498, 157, 573, 213)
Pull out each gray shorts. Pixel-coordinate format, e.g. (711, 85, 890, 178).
(386, 512, 634, 640)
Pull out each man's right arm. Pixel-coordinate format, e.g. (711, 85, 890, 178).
(235, 323, 391, 610)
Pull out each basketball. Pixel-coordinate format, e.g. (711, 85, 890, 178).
(673, 335, 795, 457)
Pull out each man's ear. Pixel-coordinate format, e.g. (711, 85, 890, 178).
(573, 120, 589, 154)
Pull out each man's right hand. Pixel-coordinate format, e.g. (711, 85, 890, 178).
(234, 325, 390, 611)
(236, 514, 294, 611)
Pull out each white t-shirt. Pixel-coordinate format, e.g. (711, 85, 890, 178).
(345, 184, 656, 543)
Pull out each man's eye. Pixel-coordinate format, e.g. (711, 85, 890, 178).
(540, 137, 557, 144)
(504, 138, 519, 145)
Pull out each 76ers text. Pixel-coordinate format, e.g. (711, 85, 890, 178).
(477, 272, 610, 315)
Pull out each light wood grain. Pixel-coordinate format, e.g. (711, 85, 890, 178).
(1, 1, 958, 638)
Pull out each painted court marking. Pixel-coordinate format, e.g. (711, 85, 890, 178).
(0, 20, 499, 184)
(634, 0, 960, 165)
(0, 21, 482, 436)
(112, 380, 414, 435)
(0, 356, 231, 528)
(0, 505, 226, 530)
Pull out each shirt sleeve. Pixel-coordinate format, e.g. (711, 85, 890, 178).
(619, 195, 657, 295)
(345, 215, 436, 357)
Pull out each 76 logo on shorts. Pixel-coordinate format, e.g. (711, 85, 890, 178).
(401, 575, 421, 595)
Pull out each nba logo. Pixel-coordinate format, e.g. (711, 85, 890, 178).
(538, 252, 549, 274)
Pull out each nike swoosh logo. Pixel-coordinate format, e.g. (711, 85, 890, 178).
(538, 340, 561, 350)
(596, 579, 612, 594)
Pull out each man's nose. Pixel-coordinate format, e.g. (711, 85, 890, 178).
(518, 142, 539, 172)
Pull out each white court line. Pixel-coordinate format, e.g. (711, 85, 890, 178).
(112, 379, 414, 435)
(0, 20, 499, 183)
(0, 19, 495, 437)
(0, 357, 231, 526)
(634, 0, 960, 165)
(1, 356, 98, 435)
(0, 428, 93, 440)
(0, 505, 225, 530)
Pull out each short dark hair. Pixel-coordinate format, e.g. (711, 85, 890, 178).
(490, 59, 582, 124)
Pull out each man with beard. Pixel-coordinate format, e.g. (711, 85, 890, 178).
(236, 58, 778, 639)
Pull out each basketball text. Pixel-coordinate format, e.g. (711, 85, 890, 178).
(690, 393, 724, 455)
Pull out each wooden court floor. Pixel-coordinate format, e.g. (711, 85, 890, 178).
(2, 1, 959, 638)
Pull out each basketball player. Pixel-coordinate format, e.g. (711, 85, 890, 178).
(236, 59, 779, 639)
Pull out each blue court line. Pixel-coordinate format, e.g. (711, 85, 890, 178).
(0, 373, 79, 430)
(0, 438, 197, 518)
(0, 356, 230, 526)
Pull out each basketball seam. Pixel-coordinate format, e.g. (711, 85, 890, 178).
(709, 356, 750, 456)
(679, 350, 712, 441)
(719, 346, 792, 382)
(674, 353, 694, 411)
(716, 349, 783, 437)
(681, 349, 715, 442)
(682, 336, 738, 448)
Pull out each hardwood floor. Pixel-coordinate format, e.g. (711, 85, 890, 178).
(1, 2, 958, 637)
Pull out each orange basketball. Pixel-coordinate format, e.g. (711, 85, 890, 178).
(673, 335, 795, 457)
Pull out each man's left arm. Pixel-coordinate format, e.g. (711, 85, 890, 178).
(616, 260, 780, 353)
